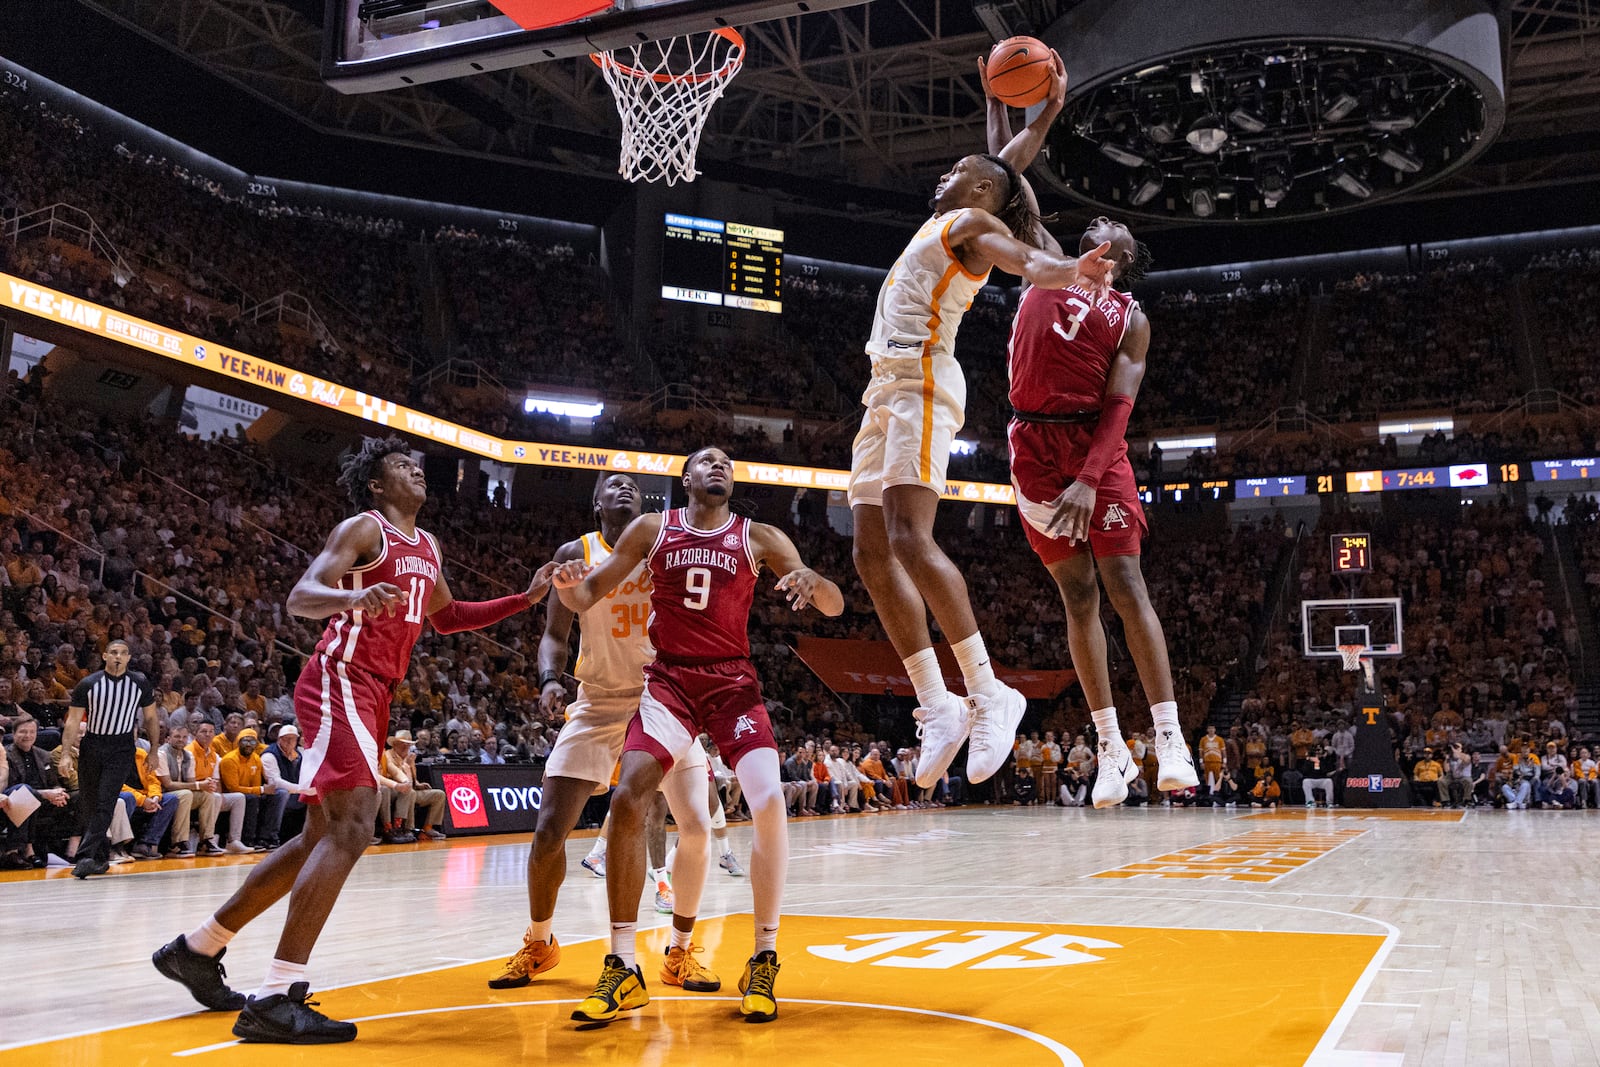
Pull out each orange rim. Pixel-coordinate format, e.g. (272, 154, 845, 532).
(590, 26, 745, 85)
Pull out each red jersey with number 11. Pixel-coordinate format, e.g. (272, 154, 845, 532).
(311, 509, 441, 683)
(646, 509, 759, 664)
(1007, 284, 1139, 413)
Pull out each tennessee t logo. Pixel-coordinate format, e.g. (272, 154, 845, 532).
(1361, 707, 1381, 726)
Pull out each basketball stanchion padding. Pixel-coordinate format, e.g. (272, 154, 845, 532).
(488, 0, 610, 32)
(591, 27, 745, 185)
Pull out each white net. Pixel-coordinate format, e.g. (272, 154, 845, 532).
(1337, 644, 1366, 672)
(591, 27, 745, 185)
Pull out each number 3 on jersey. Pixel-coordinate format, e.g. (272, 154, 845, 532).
(683, 566, 712, 611)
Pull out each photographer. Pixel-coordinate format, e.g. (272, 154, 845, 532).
(1443, 743, 1475, 808)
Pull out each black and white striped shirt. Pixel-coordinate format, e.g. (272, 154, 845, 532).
(68, 670, 155, 736)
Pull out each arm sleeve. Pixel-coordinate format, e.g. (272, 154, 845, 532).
(429, 594, 530, 634)
(1073, 393, 1135, 490)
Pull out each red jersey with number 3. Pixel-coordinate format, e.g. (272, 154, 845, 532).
(646, 509, 759, 664)
(312, 509, 442, 682)
(1007, 284, 1139, 412)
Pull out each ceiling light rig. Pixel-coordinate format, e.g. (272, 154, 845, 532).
(1044, 35, 1498, 223)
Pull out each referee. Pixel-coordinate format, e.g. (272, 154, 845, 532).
(59, 639, 158, 879)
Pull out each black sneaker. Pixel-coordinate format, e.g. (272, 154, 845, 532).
(233, 981, 357, 1044)
(152, 935, 247, 1011)
(72, 857, 110, 879)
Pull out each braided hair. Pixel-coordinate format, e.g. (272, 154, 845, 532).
(979, 153, 1045, 249)
(1119, 239, 1155, 287)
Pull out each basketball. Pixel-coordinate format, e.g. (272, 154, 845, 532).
(985, 36, 1054, 108)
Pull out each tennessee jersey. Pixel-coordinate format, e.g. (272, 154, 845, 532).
(1007, 284, 1139, 413)
(865, 209, 991, 382)
(313, 510, 440, 683)
(646, 509, 759, 664)
(573, 530, 655, 691)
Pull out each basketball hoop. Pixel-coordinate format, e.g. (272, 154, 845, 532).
(591, 27, 745, 185)
(1337, 643, 1366, 672)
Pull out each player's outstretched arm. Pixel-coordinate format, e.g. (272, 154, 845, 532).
(553, 513, 663, 614)
(287, 513, 403, 620)
(956, 210, 1112, 291)
(751, 523, 845, 617)
(1045, 307, 1151, 541)
(537, 538, 585, 718)
(427, 559, 557, 633)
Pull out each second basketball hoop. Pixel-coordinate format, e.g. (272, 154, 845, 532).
(591, 26, 745, 185)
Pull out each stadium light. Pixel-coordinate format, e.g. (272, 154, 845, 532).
(525, 396, 604, 419)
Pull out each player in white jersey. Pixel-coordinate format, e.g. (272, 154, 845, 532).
(849, 50, 1119, 792)
(489, 474, 718, 996)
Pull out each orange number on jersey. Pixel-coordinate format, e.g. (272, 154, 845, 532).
(610, 601, 652, 638)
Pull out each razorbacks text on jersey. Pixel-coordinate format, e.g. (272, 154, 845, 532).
(1007, 284, 1139, 412)
(645, 509, 759, 664)
(572, 529, 655, 690)
(313, 509, 440, 683)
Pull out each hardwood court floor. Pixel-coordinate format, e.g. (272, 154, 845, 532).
(4, 805, 1599, 1066)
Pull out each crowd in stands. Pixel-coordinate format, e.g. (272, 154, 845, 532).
(1528, 246, 1600, 406)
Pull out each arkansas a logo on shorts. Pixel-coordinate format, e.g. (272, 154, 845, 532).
(441, 772, 489, 829)
(732, 714, 759, 740)
(1101, 503, 1131, 530)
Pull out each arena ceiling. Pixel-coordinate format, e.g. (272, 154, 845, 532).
(22, 0, 1600, 260)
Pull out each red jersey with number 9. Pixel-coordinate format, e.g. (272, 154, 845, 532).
(1007, 284, 1139, 413)
(646, 508, 759, 664)
(312, 510, 442, 682)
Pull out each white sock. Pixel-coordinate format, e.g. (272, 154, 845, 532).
(254, 958, 307, 1000)
(714, 830, 729, 851)
(665, 845, 677, 878)
(610, 922, 636, 968)
(528, 918, 553, 945)
(1151, 701, 1180, 735)
(186, 916, 235, 958)
(1091, 707, 1122, 747)
(951, 632, 998, 697)
(903, 647, 951, 708)
(587, 838, 606, 860)
(754, 920, 779, 955)
(670, 926, 693, 950)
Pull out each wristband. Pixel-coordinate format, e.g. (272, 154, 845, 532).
(539, 671, 563, 690)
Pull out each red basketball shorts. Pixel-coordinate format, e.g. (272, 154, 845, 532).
(1008, 418, 1147, 565)
(627, 657, 776, 773)
(293, 654, 393, 800)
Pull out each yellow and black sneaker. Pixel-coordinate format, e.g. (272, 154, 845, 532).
(737, 950, 780, 1023)
(487, 934, 561, 989)
(661, 943, 721, 992)
(571, 954, 648, 1023)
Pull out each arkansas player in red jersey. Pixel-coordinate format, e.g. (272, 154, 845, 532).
(982, 75, 1197, 812)
(154, 436, 556, 1043)
(554, 446, 843, 1026)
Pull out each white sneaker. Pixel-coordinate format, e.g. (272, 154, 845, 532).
(913, 694, 972, 788)
(582, 852, 607, 878)
(1092, 737, 1139, 809)
(964, 684, 1028, 785)
(224, 840, 253, 855)
(1154, 728, 1199, 791)
(719, 850, 746, 877)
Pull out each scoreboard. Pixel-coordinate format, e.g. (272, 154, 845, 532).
(661, 214, 784, 313)
(1136, 454, 1598, 505)
(1331, 533, 1372, 575)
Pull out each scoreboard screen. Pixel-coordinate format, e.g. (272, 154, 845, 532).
(661, 214, 784, 313)
(1332, 533, 1372, 575)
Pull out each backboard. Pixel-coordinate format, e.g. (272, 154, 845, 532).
(324, 0, 865, 93)
(1301, 597, 1403, 659)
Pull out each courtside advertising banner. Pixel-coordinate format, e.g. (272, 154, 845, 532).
(426, 765, 547, 835)
(0, 272, 1016, 504)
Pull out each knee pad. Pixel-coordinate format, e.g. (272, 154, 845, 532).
(709, 801, 726, 832)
